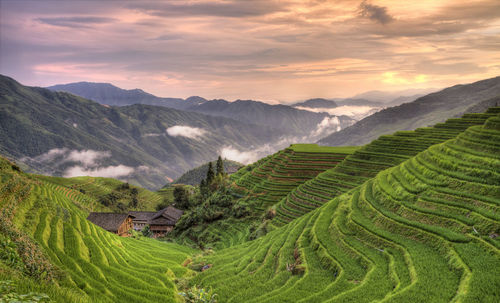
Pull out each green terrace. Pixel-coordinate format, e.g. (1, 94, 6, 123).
(0, 158, 195, 303)
(272, 107, 500, 225)
(1, 109, 499, 302)
(190, 113, 500, 302)
(231, 144, 358, 213)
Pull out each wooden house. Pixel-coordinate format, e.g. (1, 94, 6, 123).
(86, 213, 135, 237)
(128, 211, 156, 231)
(129, 206, 183, 238)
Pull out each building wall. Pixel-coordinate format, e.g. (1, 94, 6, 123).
(117, 217, 133, 236)
(150, 225, 173, 238)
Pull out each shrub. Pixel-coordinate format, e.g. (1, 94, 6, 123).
(179, 285, 217, 303)
(0, 280, 50, 302)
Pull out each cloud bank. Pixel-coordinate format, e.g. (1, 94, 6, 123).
(220, 115, 347, 164)
(220, 146, 262, 164)
(166, 125, 206, 139)
(63, 164, 135, 178)
(311, 117, 340, 138)
(26, 148, 137, 179)
(294, 105, 380, 120)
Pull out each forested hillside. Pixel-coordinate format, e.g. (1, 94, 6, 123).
(0, 75, 283, 189)
(190, 112, 500, 302)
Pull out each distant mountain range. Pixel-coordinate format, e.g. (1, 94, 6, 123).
(318, 76, 500, 146)
(48, 82, 354, 137)
(48, 82, 206, 110)
(0, 75, 286, 189)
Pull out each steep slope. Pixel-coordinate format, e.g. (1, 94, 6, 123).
(35, 175, 166, 212)
(191, 114, 500, 302)
(0, 75, 283, 189)
(171, 144, 357, 249)
(232, 144, 358, 214)
(274, 107, 500, 224)
(318, 76, 500, 146)
(48, 82, 205, 110)
(172, 159, 243, 186)
(0, 156, 195, 302)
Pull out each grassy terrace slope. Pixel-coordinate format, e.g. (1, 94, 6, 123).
(36, 175, 165, 211)
(192, 114, 500, 302)
(0, 158, 195, 302)
(273, 107, 500, 225)
(232, 144, 358, 213)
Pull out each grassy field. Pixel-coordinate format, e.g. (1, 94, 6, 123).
(0, 158, 195, 302)
(190, 113, 500, 302)
(36, 175, 167, 212)
(272, 107, 500, 225)
(1, 110, 499, 302)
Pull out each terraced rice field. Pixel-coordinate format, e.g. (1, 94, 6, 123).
(232, 144, 358, 213)
(191, 113, 500, 302)
(36, 175, 165, 211)
(1, 166, 194, 303)
(273, 107, 500, 225)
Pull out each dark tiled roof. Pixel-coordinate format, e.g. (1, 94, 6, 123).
(87, 213, 133, 232)
(128, 211, 156, 221)
(153, 206, 183, 221)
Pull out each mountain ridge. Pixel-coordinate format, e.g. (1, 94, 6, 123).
(0, 75, 284, 189)
(318, 75, 500, 146)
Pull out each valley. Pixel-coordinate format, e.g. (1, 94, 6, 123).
(2, 1, 500, 301)
(1, 97, 498, 301)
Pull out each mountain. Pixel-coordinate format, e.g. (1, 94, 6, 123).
(171, 159, 243, 186)
(192, 112, 500, 302)
(333, 98, 384, 107)
(0, 75, 283, 189)
(352, 87, 438, 102)
(49, 82, 355, 138)
(2, 109, 499, 302)
(189, 99, 354, 137)
(48, 82, 206, 110)
(318, 76, 500, 146)
(292, 98, 338, 108)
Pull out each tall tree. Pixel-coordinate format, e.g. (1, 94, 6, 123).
(206, 162, 215, 184)
(173, 186, 190, 209)
(216, 155, 225, 176)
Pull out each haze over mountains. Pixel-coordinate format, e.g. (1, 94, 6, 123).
(48, 82, 355, 138)
(1, 75, 288, 189)
(4, 74, 500, 190)
(318, 76, 500, 146)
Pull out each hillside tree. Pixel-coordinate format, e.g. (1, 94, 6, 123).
(206, 162, 215, 184)
(216, 155, 225, 176)
(173, 186, 190, 209)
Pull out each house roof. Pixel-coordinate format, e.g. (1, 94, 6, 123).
(128, 211, 156, 221)
(87, 213, 134, 232)
(153, 206, 183, 221)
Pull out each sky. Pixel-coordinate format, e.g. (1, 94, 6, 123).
(1, 0, 499, 102)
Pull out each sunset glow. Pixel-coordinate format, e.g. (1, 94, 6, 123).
(1, 0, 499, 101)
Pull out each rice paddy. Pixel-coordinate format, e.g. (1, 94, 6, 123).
(1, 110, 499, 302)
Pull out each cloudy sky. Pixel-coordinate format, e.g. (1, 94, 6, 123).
(1, 0, 499, 102)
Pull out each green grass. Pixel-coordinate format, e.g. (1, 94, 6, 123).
(35, 175, 166, 211)
(0, 158, 196, 302)
(190, 113, 500, 302)
(288, 144, 359, 154)
(2, 110, 499, 302)
(272, 107, 500, 225)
